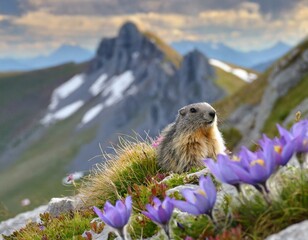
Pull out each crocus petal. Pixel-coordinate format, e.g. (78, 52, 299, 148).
(157, 206, 170, 224)
(194, 192, 210, 214)
(203, 176, 216, 208)
(93, 207, 113, 227)
(281, 142, 295, 165)
(142, 211, 159, 223)
(171, 200, 201, 215)
(181, 189, 196, 204)
(104, 201, 115, 212)
(125, 196, 133, 217)
(152, 197, 162, 208)
(104, 207, 124, 228)
(144, 204, 160, 223)
(93, 206, 104, 220)
(115, 200, 127, 224)
(277, 124, 292, 141)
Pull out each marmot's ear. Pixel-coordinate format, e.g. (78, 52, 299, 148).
(178, 107, 186, 116)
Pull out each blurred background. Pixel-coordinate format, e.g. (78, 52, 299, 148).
(0, 0, 307, 221)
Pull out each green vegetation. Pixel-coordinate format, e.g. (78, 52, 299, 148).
(214, 70, 269, 120)
(5, 142, 308, 240)
(214, 67, 248, 95)
(263, 74, 308, 137)
(79, 137, 160, 207)
(0, 104, 97, 221)
(0, 63, 86, 153)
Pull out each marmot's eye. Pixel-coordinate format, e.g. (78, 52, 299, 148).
(190, 108, 197, 113)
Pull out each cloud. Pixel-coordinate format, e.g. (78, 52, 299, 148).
(21, 0, 304, 17)
(0, 1, 307, 57)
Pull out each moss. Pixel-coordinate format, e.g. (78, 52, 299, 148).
(128, 213, 159, 239)
(172, 213, 214, 239)
(3, 209, 95, 240)
(262, 74, 308, 137)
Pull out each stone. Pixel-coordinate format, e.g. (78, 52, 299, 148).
(0, 205, 47, 237)
(46, 197, 79, 217)
(265, 220, 308, 240)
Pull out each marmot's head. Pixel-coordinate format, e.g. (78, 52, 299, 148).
(176, 102, 217, 132)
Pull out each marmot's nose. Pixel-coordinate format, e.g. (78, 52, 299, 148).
(209, 111, 216, 118)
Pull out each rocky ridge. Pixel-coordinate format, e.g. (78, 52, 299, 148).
(227, 43, 308, 148)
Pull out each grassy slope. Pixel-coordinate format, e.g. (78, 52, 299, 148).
(263, 73, 308, 137)
(0, 63, 86, 152)
(216, 38, 307, 127)
(0, 104, 97, 221)
(0, 63, 97, 220)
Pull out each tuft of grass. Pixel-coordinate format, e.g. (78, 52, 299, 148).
(262, 74, 308, 137)
(231, 168, 308, 239)
(79, 136, 160, 207)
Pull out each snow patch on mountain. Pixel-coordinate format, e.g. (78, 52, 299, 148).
(209, 59, 257, 83)
(80, 103, 104, 126)
(41, 100, 84, 125)
(89, 74, 108, 96)
(103, 71, 135, 107)
(49, 74, 85, 110)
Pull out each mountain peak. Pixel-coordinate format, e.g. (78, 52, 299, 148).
(118, 21, 140, 38)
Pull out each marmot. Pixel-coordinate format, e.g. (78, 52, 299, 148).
(157, 102, 225, 173)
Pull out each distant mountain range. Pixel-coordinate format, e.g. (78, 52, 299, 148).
(0, 40, 291, 73)
(171, 41, 291, 71)
(0, 45, 94, 72)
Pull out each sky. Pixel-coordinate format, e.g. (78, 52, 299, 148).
(0, 0, 307, 58)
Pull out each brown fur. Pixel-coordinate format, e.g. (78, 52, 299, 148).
(157, 102, 225, 173)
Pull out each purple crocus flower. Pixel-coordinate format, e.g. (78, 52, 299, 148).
(277, 120, 308, 153)
(205, 146, 277, 194)
(142, 197, 174, 239)
(232, 146, 276, 188)
(259, 134, 295, 166)
(93, 196, 132, 239)
(171, 176, 217, 220)
(204, 155, 243, 191)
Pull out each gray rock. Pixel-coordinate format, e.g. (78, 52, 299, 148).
(46, 197, 79, 217)
(232, 48, 308, 148)
(0, 205, 47, 237)
(265, 220, 308, 240)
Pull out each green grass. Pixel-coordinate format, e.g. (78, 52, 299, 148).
(0, 104, 97, 221)
(214, 67, 248, 95)
(0, 63, 86, 152)
(231, 168, 308, 239)
(214, 70, 269, 121)
(263, 74, 308, 137)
